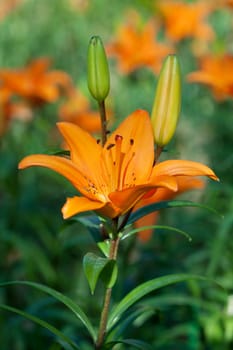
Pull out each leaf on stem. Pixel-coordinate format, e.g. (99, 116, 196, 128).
(0, 281, 96, 340)
(127, 199, 222, 225)
(83, 253, 118, 294)
(0, 303, 80, 350)
(121, 224, 192, 241)
(104, 338, 153, 349)
(107, 273, 220, 331)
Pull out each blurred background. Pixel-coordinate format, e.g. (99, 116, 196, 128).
(0, 0, 232, 349)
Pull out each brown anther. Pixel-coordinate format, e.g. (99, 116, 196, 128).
(130, 138, 134, 145)
(115, 134, 123, 142)
(106, 143, 115, 150)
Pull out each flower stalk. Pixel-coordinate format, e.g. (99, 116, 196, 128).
(98, 100, 108, 146)
(95, 234, 120, 349)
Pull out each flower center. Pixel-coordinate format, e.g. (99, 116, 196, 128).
(104, 134, 136, 192)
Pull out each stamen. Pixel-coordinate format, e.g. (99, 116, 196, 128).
(115, 134, 123, 142)
(130, 138, 134, 145)
(120, 151, 135, 189)
(107, 143, 115, 150)
(114, 134, 123, 190)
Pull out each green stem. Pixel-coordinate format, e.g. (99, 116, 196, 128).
(95, 236, 120, 349)
(154, 145, 163, 163)
(98, 100, 108, 146)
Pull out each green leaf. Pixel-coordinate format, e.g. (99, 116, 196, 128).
(0, 303, 80, 350)
(122, 225, 192, 241)
(141, 294, 221, 313)
(0, 281, 96, 340)
(107, 274, 215, 330)
(104, 338, 153, 350)
(106, 309, 146, 342)
(75, 216, 102, 242)
(97, 240, 111, 257)
(83, 253, 118, 294)
(127, 200, 221, 225)
(100, 259, 118, 290)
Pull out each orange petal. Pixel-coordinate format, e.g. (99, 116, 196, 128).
(153, 160, 219, 181)
(18, 154, 98, 201)
(187, 71, 214, 85)
(109, 175, 178, 215)
(57, 122, 104, 188)
(104, 110, 154, 183)
(135, 212, 159, 242)
(62, 196, 105, 219)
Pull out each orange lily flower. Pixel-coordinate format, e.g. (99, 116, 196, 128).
(157, 0, 214, 42)
(187, 54, 233, 101)
(0, 57, 73, 106)
(59, 89, 103, 133)
(18, 110, 218, 220)
(107, 13, 173, 74)
(134, 176, 205, 242)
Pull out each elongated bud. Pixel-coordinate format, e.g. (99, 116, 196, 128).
(87, 36, 110, 102)
(151, 55, 181, 147)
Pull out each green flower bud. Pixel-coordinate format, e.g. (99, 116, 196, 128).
(87, 36, 110, 102)
(151, 55, 181, 147)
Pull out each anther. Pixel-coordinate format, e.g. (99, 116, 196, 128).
(115, 134, 123, 142)
(107, 143, 115, 150)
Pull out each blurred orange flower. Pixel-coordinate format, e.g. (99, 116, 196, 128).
(224, 0, 233, 7)
(0, 87, 32, 136)
(107, 13, 173, 74)
(59, 89, 104, 133)
(157, 0, 214, 42)
(19, 110, 218, 221)
(0, 0, 23, 21)
(0, 57, 73, 106)
(134, 176, 205, 242)
(187, 54, 233, 100)
(68, 0, 90, 12)
(214, 0, 233, 8)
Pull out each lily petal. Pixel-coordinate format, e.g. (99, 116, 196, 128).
(104, 110, 155, 184)
(152, 160, 219, 181)
(109, 175, 178, 215)
(62, 196, 105, 219)
(135, 176, 205, 242)
(57, 122, 102, 177)
(18, 154, 99, 201)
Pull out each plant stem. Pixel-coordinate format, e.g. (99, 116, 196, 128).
(95, 236, 120, 349)
(98, 100, 108, 146)
(154, 145, 163, 163)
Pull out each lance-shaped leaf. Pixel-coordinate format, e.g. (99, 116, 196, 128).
(0, 281, 95, 340)
(83, 253, 118, 294)
(107, 273, 217, 331)
(127, 199, 221, 226)
(0, 303, 80, 349)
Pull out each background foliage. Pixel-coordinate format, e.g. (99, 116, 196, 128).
(0, 0, 232, 349)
